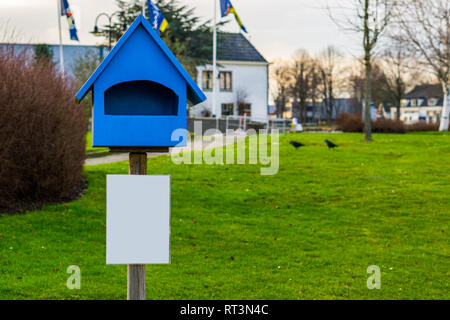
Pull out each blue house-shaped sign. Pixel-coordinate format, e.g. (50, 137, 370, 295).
(76, 14, 206, 147)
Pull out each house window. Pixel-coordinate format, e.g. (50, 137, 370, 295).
(221, 103, 234, 116)
(202, 71, 213, 91)
(220, 71, 232, 91)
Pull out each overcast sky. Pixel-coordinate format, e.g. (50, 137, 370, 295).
(0, 0, 361, 61)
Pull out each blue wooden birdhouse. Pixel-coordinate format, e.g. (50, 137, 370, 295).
(75, 14, 206, 148)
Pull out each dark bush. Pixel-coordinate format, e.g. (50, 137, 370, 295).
(405, 122, 440, 132)
(0, 47, 86, 213)
(334, 112, 363, 132)
(334, 112, 443, 133)
(372, 118, 406, 133)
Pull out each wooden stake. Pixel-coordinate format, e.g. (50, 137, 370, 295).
(127, 152, 147, 300)
(129, 152, 147, 175)
(127, 264, 146, 300)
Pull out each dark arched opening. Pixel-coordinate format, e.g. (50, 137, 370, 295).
(104, 80, 178, 116)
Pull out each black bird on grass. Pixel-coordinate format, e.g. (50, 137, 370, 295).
(290, 141, 305, 149)
(325, 139, 338, 149)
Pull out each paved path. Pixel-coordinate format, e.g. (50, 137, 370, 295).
(85, 135, 247, 166)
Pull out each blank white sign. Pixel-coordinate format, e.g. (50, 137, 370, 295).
(106, 175, 170, 265)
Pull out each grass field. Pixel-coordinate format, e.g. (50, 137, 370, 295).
(0, 132, 449, 299)
(85, 131, 109, 156)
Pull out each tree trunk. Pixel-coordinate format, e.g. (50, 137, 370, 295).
(362, 0, 372, 141)
(439, 81, 450, 131)
(364, 58, 372, 141)
(312, 98, 316, 122)
(328, 78, 334, 124)
(322, 78, 328, 123)
(327, 101, 332, 125)
(396, 103, 401, 121)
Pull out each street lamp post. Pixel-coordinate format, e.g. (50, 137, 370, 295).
(91, 11, 126, 50)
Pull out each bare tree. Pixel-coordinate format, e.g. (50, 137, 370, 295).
(379, 38, 414, 120)
(71, 50, 102, 124)
(0, 20, 24, 44)
(272, 62, 291, 118)
(348, 61, 391, 114)
(290, 50, 312, 122)
(309, 61, 321, 122)
(328, 0, 394, 141)
(318, 46, 344, 123)
(236, 88, 249, 115)
(348, 67, 365, 114)
(394, 0, 450, 131)
(370, 62, 390, 109)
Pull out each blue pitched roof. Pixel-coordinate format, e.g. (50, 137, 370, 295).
(75, 14, 205, 105)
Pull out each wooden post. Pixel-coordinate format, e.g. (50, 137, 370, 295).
(127, 152, 147, 300)
(129, 152, 147, 175)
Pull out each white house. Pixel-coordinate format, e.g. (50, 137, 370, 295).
(192, 32, 269, 120)
(391, 84, 443, 123)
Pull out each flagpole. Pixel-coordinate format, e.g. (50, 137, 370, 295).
(212, 0, 218, 125)
(57, 0, 65, 74)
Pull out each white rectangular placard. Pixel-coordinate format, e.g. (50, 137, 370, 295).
(106, 175, 170, 264)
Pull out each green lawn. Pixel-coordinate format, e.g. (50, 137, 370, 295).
(85, 131, 94, 153)
(86, 131, 109, 156)
(0, 133, 449, 299)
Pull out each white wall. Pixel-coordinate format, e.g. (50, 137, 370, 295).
(193, 62, 269, 120)
(393, 106, 443, 123)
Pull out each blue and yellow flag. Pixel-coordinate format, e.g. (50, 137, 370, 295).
(220, 0, 247, 33)
(60, 0, 79, 41)
(148, 0, 168, 34)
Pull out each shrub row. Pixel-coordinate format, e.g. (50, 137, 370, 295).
(334, 112, 442, 133)
(405, 122, 440, 132)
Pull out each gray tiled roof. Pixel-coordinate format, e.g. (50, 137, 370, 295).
(217, 33, 268, 63)
(405, 84, 443, 99)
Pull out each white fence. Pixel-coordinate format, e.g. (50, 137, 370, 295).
(225, 115, 291, 133)
(225, 115, 249, 132)
(268, 118, 290, 133)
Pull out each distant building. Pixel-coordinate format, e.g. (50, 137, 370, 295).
(192, 33, 269, 120)
(281, 98, 354, 123)
(391, 84, 443, 123)
(0, 43, 109, 76)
